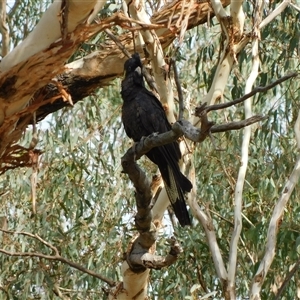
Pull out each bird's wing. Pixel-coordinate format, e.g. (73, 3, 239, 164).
(135, 88, 172, 134)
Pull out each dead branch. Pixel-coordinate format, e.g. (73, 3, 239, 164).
(211, 116, 266, 133)
(195, 72, 298, 117)
(179, 115, 264, 142)
(0, 229, 116, 287)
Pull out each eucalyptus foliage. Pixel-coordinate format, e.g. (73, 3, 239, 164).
(1, 1, 300, 299)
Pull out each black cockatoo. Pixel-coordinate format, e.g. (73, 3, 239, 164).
(121, 53, 192, 226)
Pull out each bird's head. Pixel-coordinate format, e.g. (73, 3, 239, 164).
(123, 53, 143, 75)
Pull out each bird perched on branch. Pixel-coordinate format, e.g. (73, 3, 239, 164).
(121, 53, 192, 226)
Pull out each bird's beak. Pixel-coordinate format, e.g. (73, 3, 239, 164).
(134, 66, 142, 75)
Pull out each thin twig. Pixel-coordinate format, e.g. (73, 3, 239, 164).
(104, 29, 131, 58)
(7, 0, 21, 18)
(53, 284, 70, 300)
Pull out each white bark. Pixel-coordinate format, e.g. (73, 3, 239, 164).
(151, 188, 169, 222)
(189, 191, 228, 281)
(0, 0, 105, 73)
(250, 110, 300, 299)
(230, 0, 244, 39)
(227, 1, 262, 296)
(250, 156, 300, 300)
(294, 110, 300, 149)
(109, 262, 149, 300)
(203, 0, 230, 106)
(259, 0, 291, 29)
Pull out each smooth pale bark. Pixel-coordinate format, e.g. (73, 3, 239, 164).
(227, 1, 261, 298)
(0, 0, 105, 73)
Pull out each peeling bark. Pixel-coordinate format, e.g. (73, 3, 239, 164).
(0, 0, 230, 169)
(0, 0, 104, 72)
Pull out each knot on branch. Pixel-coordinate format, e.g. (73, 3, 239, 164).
(127, 235, 182, 272)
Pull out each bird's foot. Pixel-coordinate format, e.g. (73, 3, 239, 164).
(144, 132, 159, 140)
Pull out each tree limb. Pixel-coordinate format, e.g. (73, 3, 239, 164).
(250, 135, 300, 298)
(121, 143, 183, 272)
(188, 198, 228, 283)
(0, 229, 116, 287)
(195, 72, 298, 117)
(227, 2, 262, 297)
(210, 116, 266, 133)
(273, 258, 300, 300)
(171, 58, 185, 120)
(0, 0, 9, 57)
(0, 0, 231, 169)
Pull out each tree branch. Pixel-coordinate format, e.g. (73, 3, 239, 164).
(180, 116, 265, 142)
(121, 143, 182, 273)
(0, 0, 9, 57)
(227, 1, 262, 297)
(188, 198, 228, 282)
(0, 0, 231, 170)
(273, 258, 300, 300)
(126, 0, 176, 123)
(250, 112, 300, 297)
(195, 72, 298, 117)
(0, 229, 116, 287)
(171, 58, 185, 120)
(259, 0, 291, 29)
(211, 116, 266, 133)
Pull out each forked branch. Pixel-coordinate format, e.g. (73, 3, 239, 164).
(195, 72, 298, 117)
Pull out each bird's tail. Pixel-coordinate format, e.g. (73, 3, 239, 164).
(164, 165, 192, 226)
(179, 171, 193, 193)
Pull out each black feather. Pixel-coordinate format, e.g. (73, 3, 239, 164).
(121, 53, 192, 226)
